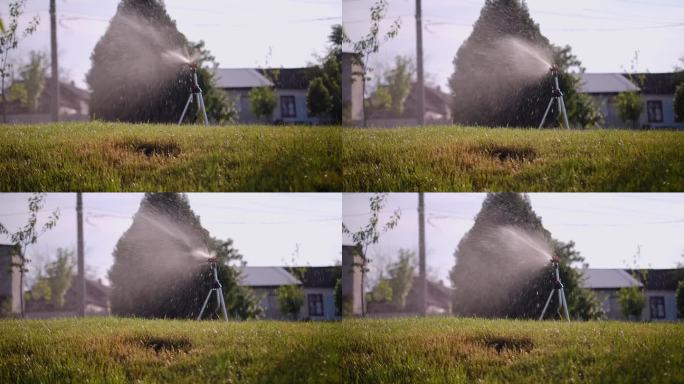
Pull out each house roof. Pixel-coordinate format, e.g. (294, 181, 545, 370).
(626, 268, 684, 291)
(623, 73, 682, 95)
(240, 266, 301, 287)
(213, 68, 273, 89)
(579, 268, 643, 289)
(577, 73, 640, 94)
(298, 266, 341, 288)
(259, 68, 311, 90)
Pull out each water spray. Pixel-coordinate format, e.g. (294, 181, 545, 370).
(538, 256, 570, 321)
(538, 65, 570, 129)
(178, 62, 209, 126)
(197, 256, 228, 321)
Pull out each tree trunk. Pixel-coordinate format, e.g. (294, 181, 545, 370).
(19, 267, 24, 318)
(1, 76, 6, 123)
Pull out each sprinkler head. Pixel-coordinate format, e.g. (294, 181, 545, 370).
(550, 255, 561, 265)
(189, 62, 199, 71)
(549, 65, 560, 76)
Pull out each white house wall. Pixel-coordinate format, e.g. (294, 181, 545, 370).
(274, 89, 318, 124)
(300, 287, 337, 321)
(642, 290, 678, 321)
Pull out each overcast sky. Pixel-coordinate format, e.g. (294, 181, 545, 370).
(343, 193, 684, 286)
(0, 193, 342, 284)
(7, 0, 340, 88)
(344, 0, 684, 89)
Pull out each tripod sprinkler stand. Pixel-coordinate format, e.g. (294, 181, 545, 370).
(179, 62, 209, 126)
(539, 257, 570, 321)
(197, 257, 228, 321)
(538, 65, 570, 129)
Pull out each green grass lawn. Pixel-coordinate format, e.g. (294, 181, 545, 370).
(2, 317, 682, 383)
(0, 122, 341, 191)
(343, 126, 684, 191)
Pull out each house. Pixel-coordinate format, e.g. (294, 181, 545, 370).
(366, 83, 452, 127)
(4, 79, 90, 124)
(367, 277, 454, 317)
(341, 245, 364, 316)
(577, 72, 684, 129)
(214, 67, 321, 124)
(580, 268, 682, 321)
(0, 244, 21, 315)
(240, 265, 341, 320)
(25, 276, 111, 319)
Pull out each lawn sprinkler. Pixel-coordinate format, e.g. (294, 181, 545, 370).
(538, 65, 570, 129)
(538, 256, 570, 321)
(197, 256, 228, 321)
(178, 62, 209, 126)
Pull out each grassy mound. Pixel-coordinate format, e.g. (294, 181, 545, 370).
(0, 123, 341, 191)
(343, 126, 684, 191)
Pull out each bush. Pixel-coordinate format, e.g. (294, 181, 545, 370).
(249, 86, 276, 122)
(276, 285, 304, 320)
(676, 280, 684, 319)
(674, 83, 684, 123)
(618, 286, 646, 320)
(615, 92, 643, 128)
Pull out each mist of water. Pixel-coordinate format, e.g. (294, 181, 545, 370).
(452, 225, 552, 317)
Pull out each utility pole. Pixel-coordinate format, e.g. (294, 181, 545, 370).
(415, 0, 425, 126)
(50, 0, 60, 122)
(418, 193, 427, 316)
(76, 193, 85, 317)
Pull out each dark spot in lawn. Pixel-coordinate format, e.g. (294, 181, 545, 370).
(119, 140, 182, 158)
(480, 336, 533, 354)
(137, 336, 192, 354)
(482, 145, 536, 162)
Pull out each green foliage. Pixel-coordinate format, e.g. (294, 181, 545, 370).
(342, 126, 684, 191)
(369, 85, 391, 111)
(674, 83, 684, 123)
(249, 86, 276, 121)
(0, 123, 342, 191)
(676, 280, 684, 319)
(8, 82, 26, 104)
(306, 24, 342, 123)
(0, 193, 59, 316)
(369, 279, 392, 302)
(276, 284, 304, 320)
(618, 286, 646, 320)
(87, 1, 232, 123)
(384, 56, 413, 116)
(615, 91, 644, 128)
(306, 77, 332, 118)
(109, 193, 259, 319)
(342, 193, 401, 316)
(19, 51, 46, 112)
(44, 248, 74, 309)
(387, 249, 414, 309)
(27, 276, 51, 302)
(334, 278, 342, 315)
(449, 0, 600, 128)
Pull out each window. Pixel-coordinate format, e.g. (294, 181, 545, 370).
(280, 95, 296, 118)
(647, 100, 663, 123)
(307, 294, 324, 317)
(649, 296, 666, 319)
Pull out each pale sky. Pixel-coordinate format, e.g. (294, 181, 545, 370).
(0, 193, 342, 284)
(5, 0, 341, 88)
(342, 193, 684, 286)
(343, 0, 684, 89)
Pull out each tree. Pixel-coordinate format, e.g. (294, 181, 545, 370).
(276, 284, 304, 320)
(369, 279, 392, 302)
(450, 193, 603, 319)
(449, 0, 600, 128)
(387, 249, 414, 309)
(0, 0, 39, 122)
(307, 77, 332, 118)
(674, 83, 684, 123)
(44, 248, 74, 309)
(615, 91, 643, 128)
(306, 24, 342, 123)
(347, 0, 401, 126)
(109, 193, 260, 319)
(0, 193, 59, 317)
(249, 86, 276, 122)
(618, 286, 646, 320)
(87, 0, 234, 123)
(342, 193, 401, 316)
(384, 56, 413, 116)
(19, 51, 47, 112)
(676, 280, 684, 319)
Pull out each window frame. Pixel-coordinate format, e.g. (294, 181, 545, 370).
(646, 100, 663, 123)
(307, 293, 324, 317)
(280, 95, 297, 118)
(649, 296, 666, 319)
